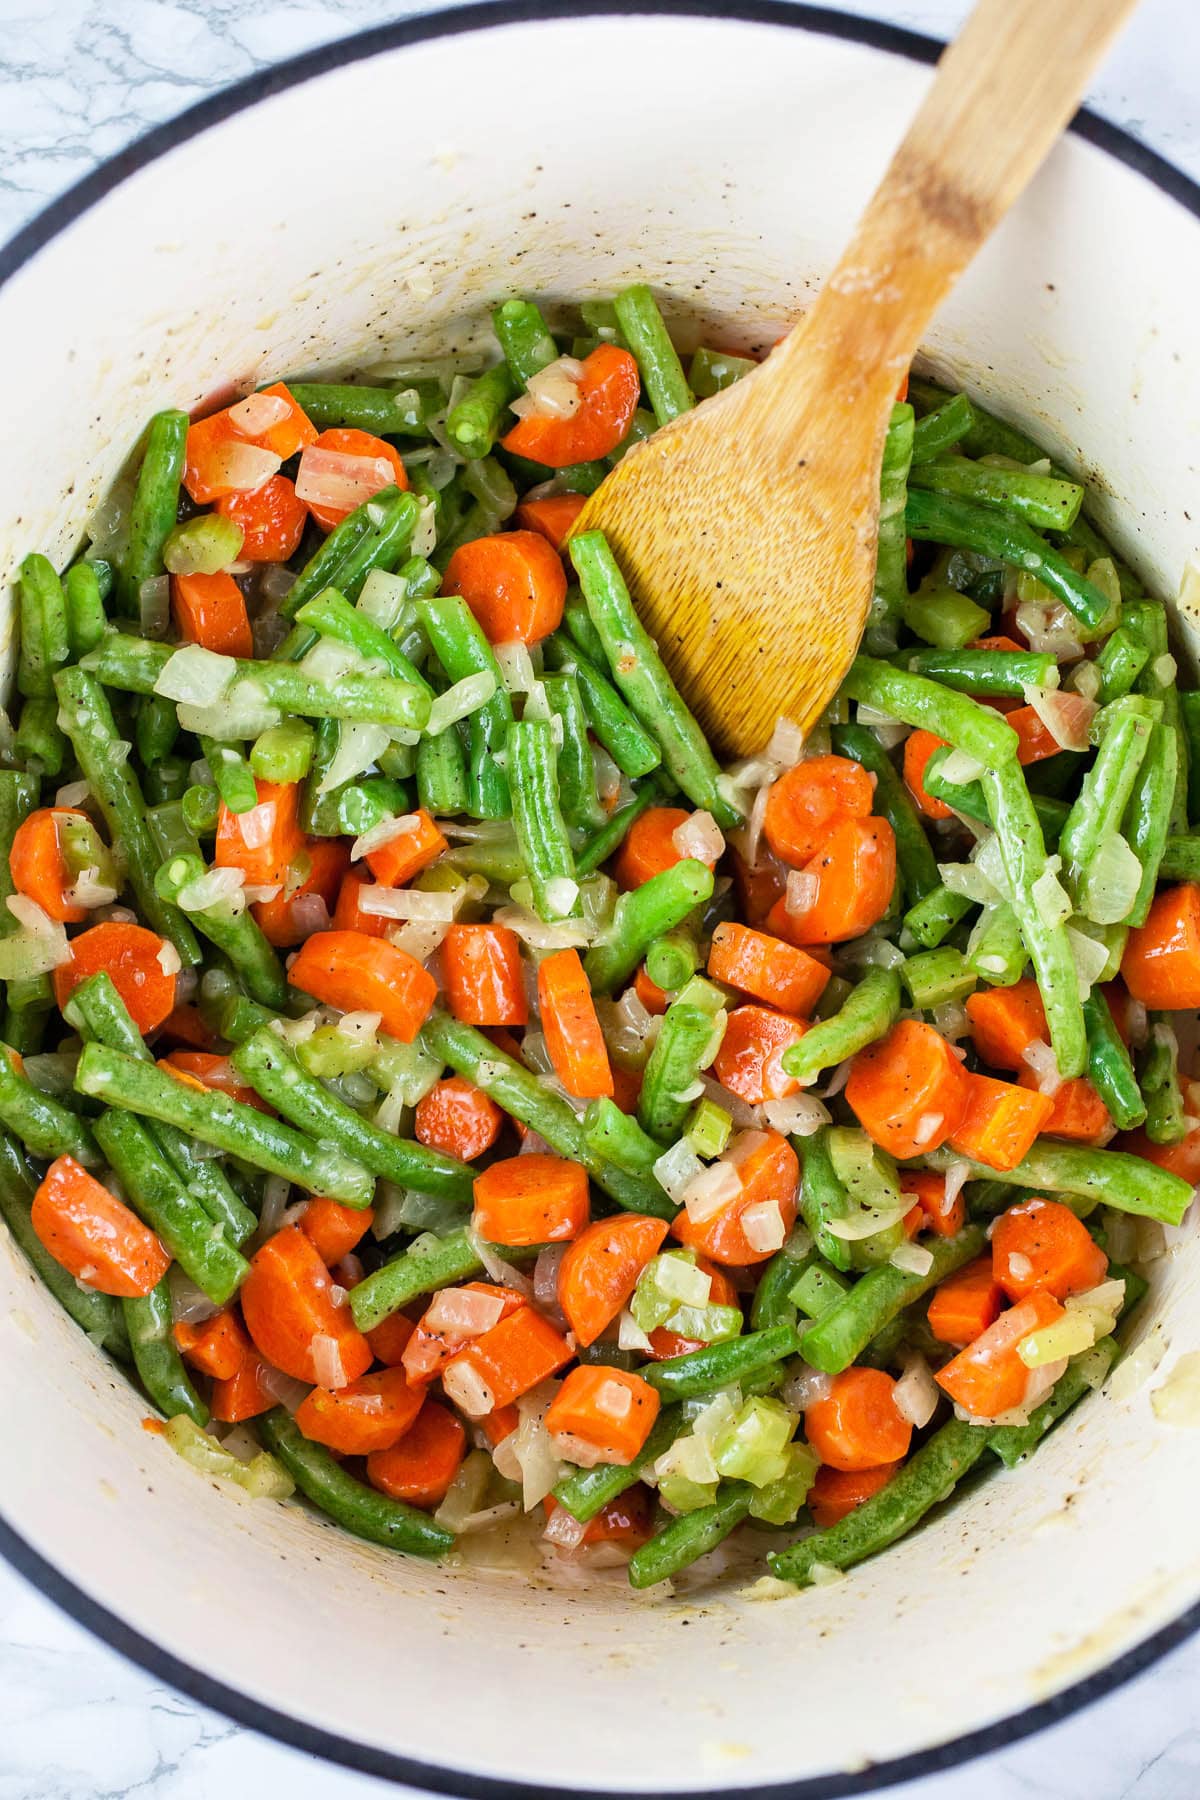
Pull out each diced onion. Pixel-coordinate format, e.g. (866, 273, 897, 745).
(1021, 1038, 1063, 1096)
(359, 885, 457, 921)
(761, 1094, 831, 1134)
(509, 1381, 565, 1506)
(510, 356, 584, 422)
(317, 722, 392, 795)
(893, 1354, 939, 1427)
(681, 1160, 742, 1223)
(229, 392, 291, 435)
(177, 866, 246, 915)
(1079, 833, 1142, 926)
(543, 877, 579, 919)
(672, 811, 725, 864)
(1021, 683, 1096, 751)
(543, 1504, 590, 1549)
(940, 860, 1000, 904)
(785, 870, 819, 917)
(351, 812, 421, 862)
(154, 644, 237, 707)
(208, 440, 281, 493)
(55, 779, 91, 807)
(617, 1309, 654, 1353)
(310, 1334, 348, 1390)
(296, 446, 397, 511)
(492, 904, 590, 949)
(425, 1286, 507, 1336)
(168, 1267, 221, 1325)
(653, 1138, 705, 1202)
(467, 1230, 534, 1297)
(781, 1364, 832, 1409)
(428, 673, 497, 734)
(889, 1241, 934, 1276)
(1153, 653, 1177, 687)
(937, 748, 985, 785)
(1066, 925, 1112, 999)
(1031, 860, 1071, 930)
(1015, 602, 1084, 660)
(533, 1244, 568, 1313)
(855, 702, 908, 750)
(442, 1361, 497, 1418)
(742, 1200, 786, 1254)
(494, 642, 538, 694)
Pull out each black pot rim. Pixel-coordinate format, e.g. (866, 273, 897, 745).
(2, 5, 1199, 1794)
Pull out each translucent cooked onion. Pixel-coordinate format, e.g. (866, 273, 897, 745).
(1031, 860, 1071, 930)
(1015, 601, 1084, 660)
(937, 748, 985, 785)
(742, 1200, 786, 1254)
(467, 1231, 534, 1297)
(889, 1241, 934, 1276)
(781, 1364, 832, 1409)
(681, 1160, 741, 1223)
(1066, 925, 1112, 998)
(1080, 832, 1142, 926)
(785, 870, 819, 916)
(493, 905, 591, 949)
(208, 440, 282, 493)
(154, 644, 237, 707)
(761, 1093, 831, 1134)
(1021, 683, 1096, 751)
(494, 642, 538, 694)
(510, 356, 584, 422)
(854, 702, 907, 750)
(672, 811, 725, 864)
(296, 446, 397, 511)
(177, 865, 246, 915)
(533, 1244, 568, 1313)
(543, 876, 579, 918)
(442, 1361, 497, 1418)
(229, 392, 291, 435)
(168, 1267, 221, 1325)
(351, 812, 421, 861)
(317, 722, 391, 795)
(359, 886, 457, 922)
(941, 1161, 973, 1207)
(653, 1138, 705, 1202)
(940, 860, 1000, 904)
(893, 1354, 939, 1427)
(428, 673, 497, 734)
(510, 1381, 566, 1507)
(1021, 1038, 1063, 1095)
(617, 1309, 654, 1352)
(310, 1334, 348, 1390)
(425, 1286, 506, 1336)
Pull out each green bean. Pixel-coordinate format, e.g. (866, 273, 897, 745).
(1057, 698, 1155, 915)
(644, 924, 700, 994)
(144, 757, 189, 807)
(17, 554, 71, 699)
(0, 1046, 98, 1165)
(117, 410, 188, 624)
(927, 1140, 1191, 1225)
(1123, 722, 1177, 928)
(0, 1130, 130, 1358)
(231, 1028, 473, 1202)
(3, 975, 53, 1056)
(980, 758, 1086, 1079)
(844, 655, 1018, 765)
(493, 298, 559, 385)
(422, 1010, 672, 1219)
(689, 346, 756, 397)
(542, 633, 662, 780)
(571, 530, 738, 825)
(901, 946, 976, 1008)
(154, 855, 287, 1009)
(445, 362, 519, 459)
(1125, 602, 1188, 835)
(283, 488, 420, 619)
(444, 832, 525, 885)
(903, 884, 975, 950)
(582, 1097, 662, 1175)
(146, 800, 202, 866)
(417, 595, 512, 818)
(81, 630, 430, 733)
(910, 456, 1083, 531)
(416, 717, 470, 816)
(258, 1409, 453, 1557)
(124, 1280, 208, 1427)
(506, 720, 579, 921)
(350, 1229, 485, 1331)
(13, 696, 66, 776)
(769, 1419, 989, 1585)
(1139, 1016, 1188, 1145)
(637, 1001, 719, 1143)
(575, 786, 662, 878)
(554, 1405, 683, 1522)
(905, 489, 1112, 630)
(899, 647, 1057, 695)
(1081, 989, 1145, 1133)
(93, 1110, 248, 1307)
(868, 403, 914, 649)
(988, 1338, 1119, 1468)
(292, 587, 432, 697)
(200, 737, 258, 816)
(63, 561, 108, 658)
(629, 1483, 752, 1589)
(563, 593, 608, 665)
(250, 719, 315, 786)
(584, 859, 715, 994)
(831, 722, 938, 903)
(750, 1242, 813, 1333)
(181, 784, 220, 837)
(1096, 627, 1150, 704)
(909, 391, 974, 461)
(966, 902, 1028, 987)
(66, 972, 256, 1247)
(0, 772, 41, 938)
(543, 673, 606, 831)
(638, 1323, 797, 1402)
(796, 1128, 854, 1273)
(613, 283, 693, 425)
(76, 1043, 375, 1206)
(1159, 834, 1200, 881)
(134, 691, 179, 766)
(922, 748, 1068, 846)
(799, 1225, 986, 1373)
(283, 381, 439, 437)
(781, 967, 901, 1087)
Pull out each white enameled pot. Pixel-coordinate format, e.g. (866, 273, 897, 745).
(2, 7, 1200, 1794)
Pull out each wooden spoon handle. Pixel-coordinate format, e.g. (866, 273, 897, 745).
(781, 0, 1139, 395)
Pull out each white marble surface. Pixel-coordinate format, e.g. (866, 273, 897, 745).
(2, 1, 1200, 1796)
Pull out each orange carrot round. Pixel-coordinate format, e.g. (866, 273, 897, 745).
(174, 1308, 251, 1381)
(902, 730, 954, 821)
(9, 807, 89, 923)
(935, 1288, 1066, 1418)
(472, 1153, 590, 1247)
(239, 1225, 372, 1386)
(1122, 884, 1200, 1009)
(803, 1367, 912, 1472)
(614, 807, 706, 890)
(170, 571, 253, 659)
(332, 867, 390, 939)
(900, 1169, 964, 1239)
(545, 1365, 661, 1466)
(366, 1400, 466, 1508)
(414, 1076, 504, 1163)
(712, 1005, 806, 1106)
(1020, 1071, 1111, 1143)
(514, 492, 588, 550)
(442, 1307, 572, 1414)
(54, 920, 178, 1034)
(501, 344, 640, 466)
(538, 946, 614, 1099)
(31, 1155, 170, 1297)
(946, 1072, 1055, 1171)
(441, 530, 567, 645)
(210, 1356, 274, 1423)
(442, 923, 528, 1026)
(214, 778, 305, 889)
(367, 1311, 417, 1368)
(671, 1129, 799, 1266)
(634, 964, 670, 1015)
(295, 1366, 425, 1455)
(300, 1195, 376, 1265)
(363, 808, 448, 888)
(964, 980, 1048, 1071)
(216, 473, 307, 563)
(556, 1213, 670, 1346)
(251, 838, 349, 948)
(768, 816, 896, 946)
(845, 1018, 971, 1158)
(302, 427, 408, 532)
(991, 1197, 1108, 1302)
(288, 929, 437, 1044)
(707, 921, 830, 1016)
(159, 1051, 270, 1111)
(808, 1461, 901, 1528)
(763, 755, 875, 865)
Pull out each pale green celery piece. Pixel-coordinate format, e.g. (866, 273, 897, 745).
(685, 1096, 732, 1159)
(748, 1443, 820, 1524)
(712, 1397, 797, 1486)
(297, 1024, 379, 1078)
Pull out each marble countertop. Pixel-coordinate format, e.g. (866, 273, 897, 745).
(2, 0, 1199, 1795)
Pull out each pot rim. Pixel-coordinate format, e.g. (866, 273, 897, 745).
(1, 4, 1199, 1793)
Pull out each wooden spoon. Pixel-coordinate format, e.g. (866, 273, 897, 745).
(574, 0, 1138, 759)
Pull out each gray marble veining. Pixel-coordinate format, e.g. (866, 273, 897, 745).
(1, 1, 1199, 1795)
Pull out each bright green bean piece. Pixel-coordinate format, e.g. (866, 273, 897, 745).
(17, 554, 71, 699)
(906, 489, 1112, 630)
(868, 403, 914, 649)
(258, 1409, 453, 1556)
(1139, 1015, 1188, 1145)
(446, 363, 519, 459)
(124, 1280, 208, 1427)
(613, 283, 693, 425)
(117, 409, 188, 624)
(506, 720, 579, 921)
(350, 1229, 486, 1331)
(910, 456, 1083, 531)
(843, 656, 1018, 765)
(629, 1483, 752, 1589)
(63, 561, 108, 658)
(542, 633, 662, 780)
(781, 967, 901, 1086)
(1123, 722, 1177, 927)
(554, 1405, 683, 1522)
(575, 786, 662, 878)
(0, 1046, 98, 1166)
(493, 299, 559, 385)
(584, 860, 715, 994)
(799, 1226, 986, 1373)
(251, 719, 315, 785)
(903, 883, 975, 950)
(418, 595, 513, 819)
(1081, 989, 1145, 1133)
(543, 673, 606, 831)
(689, 346, 756, 397)
(201, 737, 259, 816)
(13, 696, 66, 777)
(155, 854, 287, 1009)
(926, 1140, 1191, 1225)
(0, 1130, 130, 1359)
(639, 1323, 797, 1401)
(638, 1001, 719, 1143)
(284, 381, 439, 436)
(900, 647, 1056, 695)
(909, 391, 974, 461)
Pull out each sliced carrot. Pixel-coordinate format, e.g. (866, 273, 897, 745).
(964, 979, 1048, 1071)
(251, 838, 349, 948)
(500, 344, 641, 466)
(288, 929, 437, 1044)
(808, 1461, 901, 1528)
(538, 947, 613, 1099)
(767, 816, 896, 946)
(545, 1365, 661, 1467)
(900, 1169, 965, 1238)
(544, 1486, 655, 1549)
(363, 808, 448, 888)
(672, 1128, 799, 1267)
(610, 1062, 643, 1114)
(1019, 1070, 1111, 1142)
(712, 1004, 806, 1105)
(184, 387, 314, 506)
(366, 1311, 416, 1367)
(443, 1307, 572, 1415)
(935, 1288, 1066, 1419)
(845, 1018, 971, 1158)
(211, 1356, 275, 1423)
(1122, 884, 1200, 1008)
(480, 1404, 521, 1448)
(159, 1051, 270, 1111)
(442, 923, 528, 1027)
(301, 427, 408, 533)
(215, 473, 307, 563)
(441, 530, 567, 645)
(473, 1153, 590, 1247)
(991, 1197, 1108, 1302)
(1005, 704, 1062, 766)
(30, 1155, 169, 1298)
(295, 1366, 425, 1455)
(300, 1196, 375, 1265)
(556, 1213, 670, 1345)
(9, 807, 89, 923)
(803, 1368, 913, 1472)
(1119, 1092, 1200, 1185)
(947, 1072, 1054, 1171)
(927, 1256, 1005, 1347)
(707, 921, 830, 1016)
(513, 493, 588, 550)
(215, 778, 305, 888)
(170, 571, 254, 659)
(366, 1401, 466, 1508)
(402, 1283, 525, 1385)
(239, 1224, 372, 1386)
(158, 1003, 219, 1051)
(53, 920, 177, 1034)
(613, 807, 702, 889)
(332, 866, 390, 939)
(763, 755, 875, 865)
(728, 845, 786, 928)
(174, 1308, 251, 1381)
(902, 729, 954, 821)
(634, 965, 670, 1014)
(415, 1077, 504, 1163)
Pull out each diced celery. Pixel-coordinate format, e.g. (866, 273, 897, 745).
(163, 1414, 293, 1499)
(673, 975, 727, 1017)
(162, 512, 244, 577)
(826, 1128, 902, 1211)
(251, 719, 315, 784)
(657, 1252, 712, 1306)
(712, 1396, 797, 1487)
(297, 1023, 379, 1079)
(631, 1249, 720, 1333)
(658, 1470, 719, 1513)
(685, 1096, 733, 1159)
(370, 1038, 444, 1105)
(901, 586, 990, 650)
(1018, 1311, 1096, 1368)
(662, 1302, 743, 1344)
(901, 946, 977, 1010)
(690, 346, 757, 398)
(789, 1263, 851, 1319)
(747, 1442, 820, 1524)
(56, 812, 120, 891)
